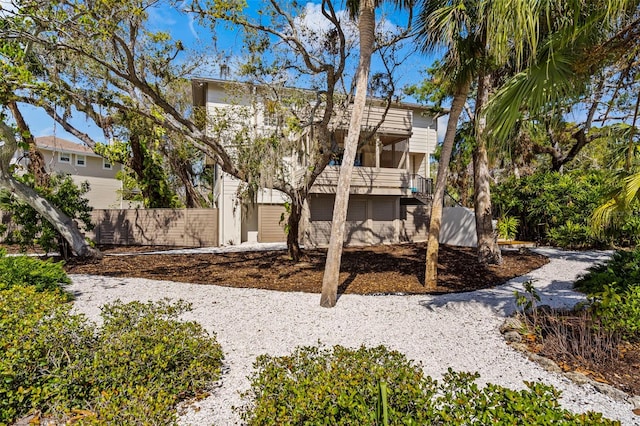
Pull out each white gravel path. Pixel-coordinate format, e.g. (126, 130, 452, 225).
(67, 247, 640, 426)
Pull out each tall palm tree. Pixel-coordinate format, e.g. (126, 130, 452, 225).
(320, 0, 411, 307)
(320, 0, 376, 308)
(485, 0, 640, 241)
(416, 0, 478, 288)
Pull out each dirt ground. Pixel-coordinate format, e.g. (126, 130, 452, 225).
(64, 243, 549, 295)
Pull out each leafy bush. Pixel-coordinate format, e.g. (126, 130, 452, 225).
(492, 171, 624, 248)
(82, 299, 224, 424)
(431, 369, 616, 425)
(0, 173, 94, 257)
(0, 287, 94, 424)
(240, 345, 436, 425)
(240, 345, 617, 425)
(0, 290, 224, 425)
(497, 216, 520, 240)
(575, 248, 640, 340)
(547, 221, 595, 249)
(0, 249, 70, 294)
(575, 248, 640, 294)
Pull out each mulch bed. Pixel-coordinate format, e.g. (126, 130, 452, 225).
(64, 243, 549, 295)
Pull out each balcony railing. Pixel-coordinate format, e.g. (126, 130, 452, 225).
(410, 174, 433, 196)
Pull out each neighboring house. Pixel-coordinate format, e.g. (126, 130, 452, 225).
(16, 136, 125, 209)
(192, 78, 440, 247)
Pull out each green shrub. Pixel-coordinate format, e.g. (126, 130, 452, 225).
(0, 287, 94, 424)
(497, 216, 520, 240)
(0, 291, 224, 425)
(240, 345, 436, 425)
(0, 249, 70, 294)
(575, 248, 640, 294)
(547, 221, 595, 249)
(240, 345, 617, 425)
(82, 299, 224, 424)
(431, 369, 617, 425)
(575, 248, 640, 340)
(492, 171, 612, 248)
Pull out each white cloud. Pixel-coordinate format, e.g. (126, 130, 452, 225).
(294, 3, 358, 49)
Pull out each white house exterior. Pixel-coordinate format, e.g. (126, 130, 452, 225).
(192, 78, 440, 247)
(18, 136, 125, 209)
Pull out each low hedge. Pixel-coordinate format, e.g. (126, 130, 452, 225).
(240, 345, 618, 425)
(0, 288, 223, 425)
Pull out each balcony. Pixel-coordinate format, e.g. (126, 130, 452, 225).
(309, 166, 432, 201)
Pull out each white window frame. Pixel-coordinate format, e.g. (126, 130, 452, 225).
(102, 158, 113, 170)
(58, 151, 71, 164)
(75, 154, 86, 167)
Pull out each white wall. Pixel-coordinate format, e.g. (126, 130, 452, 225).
(440, 207, 477, 247)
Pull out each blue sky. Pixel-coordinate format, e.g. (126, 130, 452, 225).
(10, 1, 440, 144)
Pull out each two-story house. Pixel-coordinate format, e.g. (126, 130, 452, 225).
(17, 136, 125, 209)
(192, 78, 439, 247)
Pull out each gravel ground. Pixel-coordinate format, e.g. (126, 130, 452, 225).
(67, 247, 640, 426)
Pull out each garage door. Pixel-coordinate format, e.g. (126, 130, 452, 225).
(258, 204, 287, 243)
(308, 195, 373, 246)
(345, 199, 368, 245)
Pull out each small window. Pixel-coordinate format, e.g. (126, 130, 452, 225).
(59, 152, 71, 163)
(75, 154, 86, 167)
(264, 111, 282, 127)
(103, 158, 112, 170)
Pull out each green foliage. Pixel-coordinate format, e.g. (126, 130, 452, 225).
(430, 369, 616, 425)
(0, 289, 223, 425)
(575, 248, 640, 294)
(0, 287, 94, 424)
(497, 215, 520, 240)
(575, 248, 640, 340)
(0, 173, 93, 256)
(96, 128, 183, 209)
(514, 279, 540, 312)
(240, 345, 437, 425)
(547, 221, 595, 249)
(240, 344, 617, 425)
(492, 170, 618, 248)
(0, 250, 70, 294)
(80, 299, 224, 424)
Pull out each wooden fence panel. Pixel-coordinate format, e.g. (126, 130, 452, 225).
(90, 208, 218, 247)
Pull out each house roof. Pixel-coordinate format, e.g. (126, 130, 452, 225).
(191, 77, 448, 116)
(35, 136, 96, 156)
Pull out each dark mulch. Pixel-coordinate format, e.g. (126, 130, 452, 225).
(64, 243, 549, 295)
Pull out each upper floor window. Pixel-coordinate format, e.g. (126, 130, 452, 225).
(58, 152, 71, 164)
(264, 110, 283, 128)
(75, 154, 86, 167)
(263, 100, 284, 128)
(103, 158, 112, 170)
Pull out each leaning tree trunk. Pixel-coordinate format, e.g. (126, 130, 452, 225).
(0, 122, 101, 259)
(320, 0, 375, 308)
(473, 71, 502, 265)
(425, 79, 472, 289)
(7, 101, 50, 188)
(0, 173, 102, 259)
